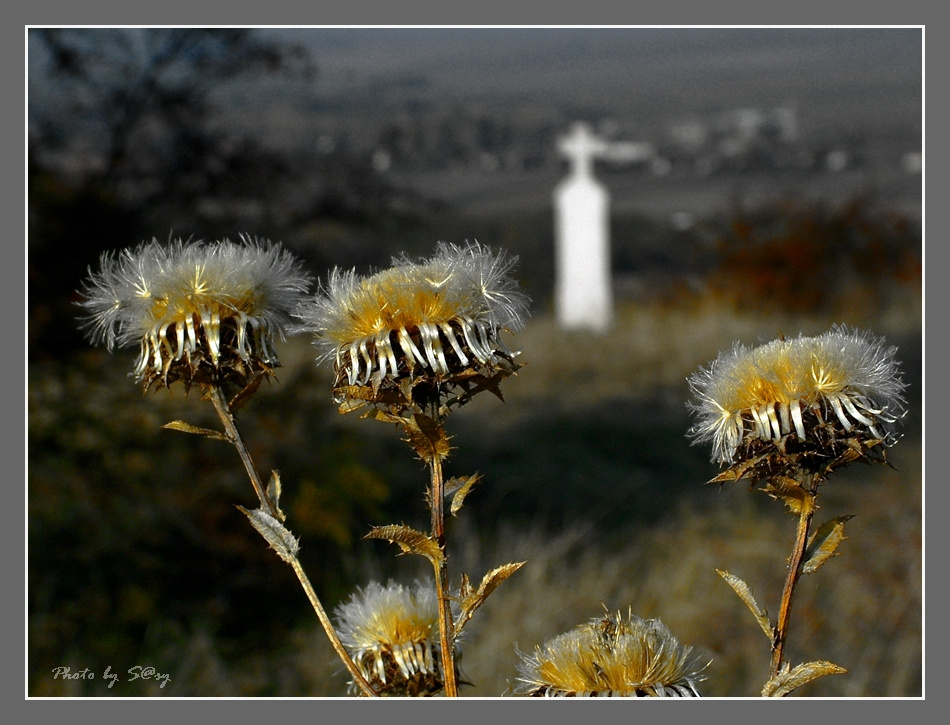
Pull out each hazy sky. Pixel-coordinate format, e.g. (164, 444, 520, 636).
(248, 27, 921, 139)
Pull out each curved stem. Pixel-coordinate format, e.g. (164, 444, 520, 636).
(206, 383, 378, 697)
(287, 557, 378, 697)
(207, 385, 276, 518)
(429, 454, 459, 697)
(769, 494, 816, 679)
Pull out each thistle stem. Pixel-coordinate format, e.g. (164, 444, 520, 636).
(429, 454, 459, 697)
(286, 557, 379, 697)
(207, 385, 276, 519)
(206, 383, 379, 697)
(770, 492, 816, 680)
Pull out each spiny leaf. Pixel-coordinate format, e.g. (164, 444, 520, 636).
(825, 437, 891, 474)
(762, 660, 847, 697)
(365, 524, 444, 564)
(266, 470, 286, 523)
(336, 384, 405, 406)
(229, 372, 265, 413)
(456, 562, 526, 634)
(162, 420, 229, 441)
(333, 382, 413, 417)
(716, 569, 773, 640)
(442, 367, 514, 408)
(762, 475, 816, 515)
(708, 466, 744, 485)
(403, 413, 452, 463)
(802, 515, 854, 574)
(337, 398, 369, 415)
(457, 572, 474, 602)
(359, 407, 406, 426)
(446, 474, 482, 516)
(238, 505, 299, 564)
(476, 561, 525, 600)
(707, 453, 769, 486)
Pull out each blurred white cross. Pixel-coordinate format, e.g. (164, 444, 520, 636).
(554, 122, 646, 332)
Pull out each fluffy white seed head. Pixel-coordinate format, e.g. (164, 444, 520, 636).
(334, 579, 449, 696)
(77, 236, 312, 386)
(687, 325, 907, 466)
(293, 241, 530, 390)
(515, 609, 708, 697)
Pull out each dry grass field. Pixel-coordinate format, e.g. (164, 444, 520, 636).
(329, 291, 922, 697)
(30, 284, 920, 697)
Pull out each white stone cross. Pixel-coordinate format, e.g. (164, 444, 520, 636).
(553, 122, 643, 332)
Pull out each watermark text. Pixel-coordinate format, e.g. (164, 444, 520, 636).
(51, 665, 171, 689)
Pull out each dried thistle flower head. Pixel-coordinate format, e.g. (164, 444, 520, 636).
(77, 236, 312, 391)
(687, 325, 906, 483)
(515, 608, 708, 697)
(334, 579, 454, 696)
(293, 241, 529, 416)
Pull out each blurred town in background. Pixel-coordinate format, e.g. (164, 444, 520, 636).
(28, 28, 922, 697)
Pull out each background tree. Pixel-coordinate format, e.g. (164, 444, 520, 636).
(28, 28, 418, 361)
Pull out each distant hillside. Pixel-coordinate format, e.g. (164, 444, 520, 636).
(254, 27, 921, 145)
(237, 28, 922, 217)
